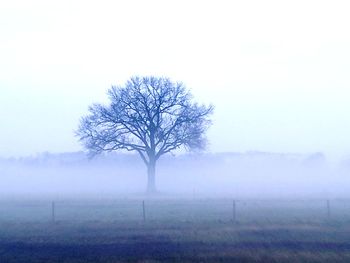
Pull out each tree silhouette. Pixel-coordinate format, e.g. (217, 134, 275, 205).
(77, 76, 213, 193)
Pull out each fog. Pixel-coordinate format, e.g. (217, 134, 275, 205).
(1, 1, 350, 160)
(1, 1, 350, 200)
(1, 152, 349, 199)
(3, 2, 350, 262)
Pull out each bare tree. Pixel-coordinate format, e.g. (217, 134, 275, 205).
(77, 76, 213, 193)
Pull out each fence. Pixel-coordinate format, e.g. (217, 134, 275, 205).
(0, 199, 349, 223)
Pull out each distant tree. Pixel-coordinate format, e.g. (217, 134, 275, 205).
(77, 76, 213, 193)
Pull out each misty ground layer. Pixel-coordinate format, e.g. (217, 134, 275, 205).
(1, 220, 350, 262)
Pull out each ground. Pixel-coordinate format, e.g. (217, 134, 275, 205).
(0, 199, 350, 262)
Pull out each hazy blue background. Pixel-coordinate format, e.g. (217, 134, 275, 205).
(1, 0, 350, 160)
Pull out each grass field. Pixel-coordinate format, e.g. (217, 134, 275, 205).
(1, 198, 350, 262)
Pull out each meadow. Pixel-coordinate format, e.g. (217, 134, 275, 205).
(1, 198, 350, 262)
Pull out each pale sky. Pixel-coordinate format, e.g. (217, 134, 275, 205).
(1, 0, 350, 159)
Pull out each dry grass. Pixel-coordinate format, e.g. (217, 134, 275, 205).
(1, 199, 350, 262)
(1, 220, 350, 262)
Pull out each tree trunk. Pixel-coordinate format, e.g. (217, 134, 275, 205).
(147, 159, 156, 194)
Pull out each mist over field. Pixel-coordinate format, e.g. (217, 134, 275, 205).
(2, 1, 350, 261)
(1, 151, 349, 199)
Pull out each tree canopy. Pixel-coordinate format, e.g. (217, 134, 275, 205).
(77, 76, 213, 192)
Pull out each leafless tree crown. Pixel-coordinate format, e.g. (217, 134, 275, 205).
(77, 76, 213, 165)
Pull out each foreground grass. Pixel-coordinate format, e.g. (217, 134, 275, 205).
(1, 220, 350, 262)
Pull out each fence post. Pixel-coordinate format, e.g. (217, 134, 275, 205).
(52, 201, 55, 223)
(142, 200, 146, 222)
(327, 200, 330, 219)
(232, 200, 236, 223)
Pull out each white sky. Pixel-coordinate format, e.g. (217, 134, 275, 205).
(1, 0, 350, 159)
